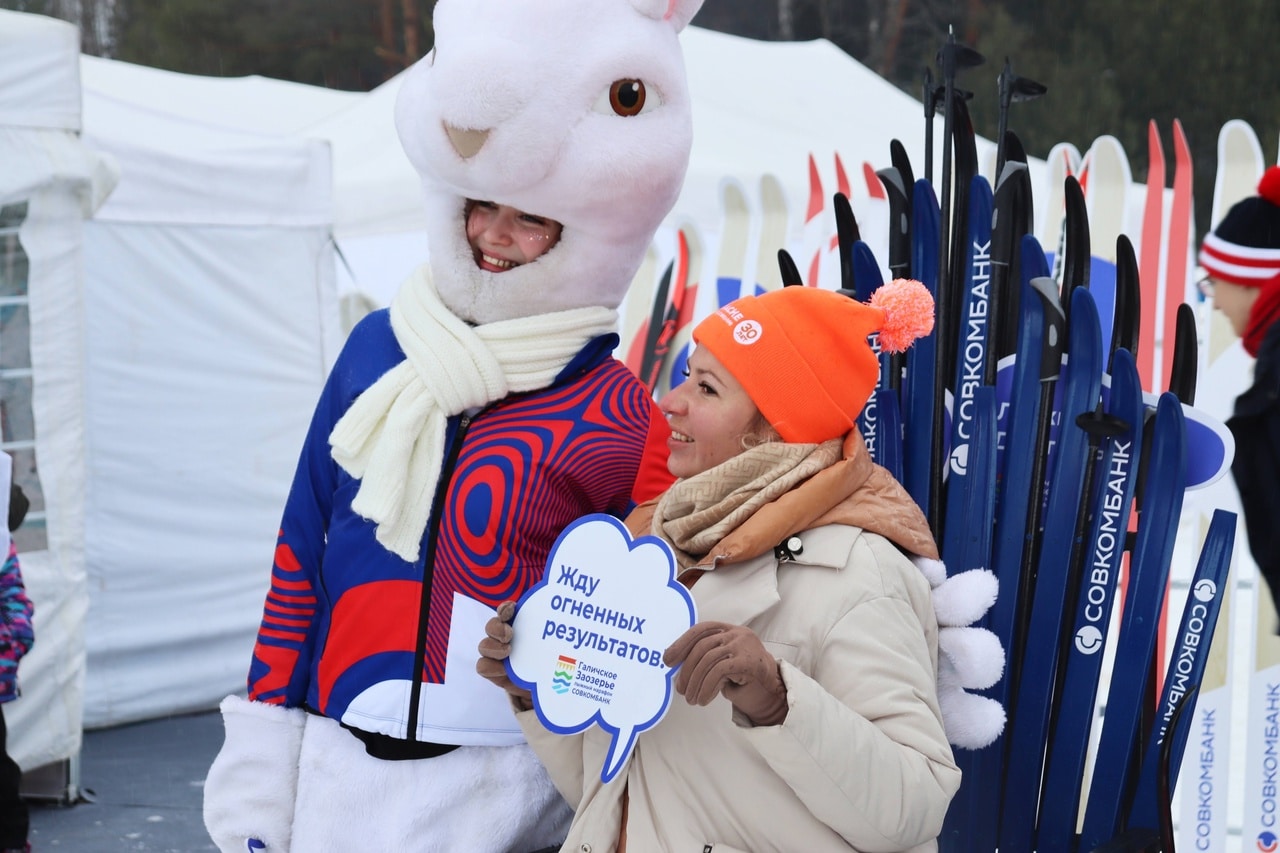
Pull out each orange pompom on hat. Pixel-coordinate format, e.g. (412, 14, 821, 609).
(693, 279, 934, 444)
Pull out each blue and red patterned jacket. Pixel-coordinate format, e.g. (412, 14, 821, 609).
(247, 309, 672, 748)
(0, 542, 34, 703)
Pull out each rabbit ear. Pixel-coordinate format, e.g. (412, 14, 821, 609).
(629, 0, 704, 31)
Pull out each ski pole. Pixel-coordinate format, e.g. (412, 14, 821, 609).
(922, 67, 937, 187)
(995, 58, 1046, 180)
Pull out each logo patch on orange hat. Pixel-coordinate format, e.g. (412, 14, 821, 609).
(732, 319, 762, 345)
(716, 304, 745, 324)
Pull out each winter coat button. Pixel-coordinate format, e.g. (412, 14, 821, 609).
(785, 536, 803, 555)
(579, 845, 592, 853)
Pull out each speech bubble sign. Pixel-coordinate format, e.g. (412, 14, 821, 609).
(505, 513, 696, 783)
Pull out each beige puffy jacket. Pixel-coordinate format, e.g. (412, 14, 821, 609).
(518, 520, 960, 852)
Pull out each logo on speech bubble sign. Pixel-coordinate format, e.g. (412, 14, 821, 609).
(505, 513, 696, 783)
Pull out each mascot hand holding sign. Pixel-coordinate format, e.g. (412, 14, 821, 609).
(203, 0, 704, 849)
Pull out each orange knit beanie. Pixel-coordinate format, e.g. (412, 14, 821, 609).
(693, 280, 934, 444)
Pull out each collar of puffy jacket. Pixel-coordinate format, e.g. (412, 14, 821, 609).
(627, 429, 938, 570)
(685, 524, 880, 627)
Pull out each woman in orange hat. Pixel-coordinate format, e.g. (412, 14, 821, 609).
(479, 281, 961, 852)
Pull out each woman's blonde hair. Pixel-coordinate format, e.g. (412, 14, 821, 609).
(741, 412, 781, 450)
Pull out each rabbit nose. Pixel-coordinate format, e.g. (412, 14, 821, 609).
(445, 123, 490, 159)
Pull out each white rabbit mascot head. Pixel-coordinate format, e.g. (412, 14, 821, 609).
(394, 0, 705, 324)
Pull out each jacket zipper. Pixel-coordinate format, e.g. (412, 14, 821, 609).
(405, 412, 472, 740)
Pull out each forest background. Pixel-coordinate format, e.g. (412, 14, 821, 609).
(8, 0, 1278, 237)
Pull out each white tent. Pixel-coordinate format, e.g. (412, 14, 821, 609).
(0, 8, 115, 793)
(3, 11, 343, 764)
(78, 53, 364, 136)
(79, 29, 1046, 307)
(77, 90, 343, 728)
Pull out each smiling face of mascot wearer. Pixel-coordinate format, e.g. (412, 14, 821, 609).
(464, 200, 563, 273)
(392, 0, 703, 325)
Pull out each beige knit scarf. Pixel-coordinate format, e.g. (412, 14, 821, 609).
(329, 265, 618, 562)
(653, 439, 844, 571)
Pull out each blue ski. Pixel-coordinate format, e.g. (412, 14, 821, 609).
(873, 387, 904, 482)
(997, 285, 1105, 853)
(942, 174, 994, 462)
(941, 387, 999, 571)
(1035, 347, 1145, 853)
(1125, 508, 1236, 832)
(903, 179, 940, 517)
(941, 174, 995, 565)
(1020, 232, 1052, 288)
(960, 271, 1050, 853)
(1078, 392, 1188, 850)
(931, 93, 981, 535)
(853, 240, 889, 466)
(938, 169, 997, 578)
(937, 394, 998, 853)
(1002, 276, 1067, 686)
(936, 178, 998, 853)
(852, 240, 884, 302)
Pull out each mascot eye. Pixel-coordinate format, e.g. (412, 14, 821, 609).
(592, 79, 660, 117)
(610, 80, 645, 115)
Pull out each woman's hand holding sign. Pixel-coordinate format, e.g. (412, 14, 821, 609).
(477, 601, 534, 711)
(663, 621, 788, 727)
(474, 515, 698, 784)
(480, 603, 788, 727)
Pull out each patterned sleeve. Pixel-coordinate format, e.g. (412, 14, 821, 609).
(246, 317, 383, 706)
(0, 542, 34, 661)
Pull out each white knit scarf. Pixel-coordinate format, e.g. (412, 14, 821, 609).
(329, 266, 618, 562)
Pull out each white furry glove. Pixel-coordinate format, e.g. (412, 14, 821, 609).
(913, 556, 1007, 750)
(203, 694, 307, 852)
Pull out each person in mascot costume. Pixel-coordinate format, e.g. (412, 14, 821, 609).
(202, 0, 706, 849)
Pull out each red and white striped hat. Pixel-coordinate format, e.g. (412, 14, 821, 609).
(1199, 165, 1280, 288)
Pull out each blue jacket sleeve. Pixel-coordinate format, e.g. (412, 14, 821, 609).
(247, 310, 398, 706)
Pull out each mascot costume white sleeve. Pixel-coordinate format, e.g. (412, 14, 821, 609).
(203, 0, 705, 850)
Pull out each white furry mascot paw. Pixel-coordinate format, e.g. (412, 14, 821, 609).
(913, 556, 1007, 750)
(203, 694, 307, 853)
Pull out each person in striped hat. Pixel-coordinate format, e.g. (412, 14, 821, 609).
(1198, 164, 1280, 625)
